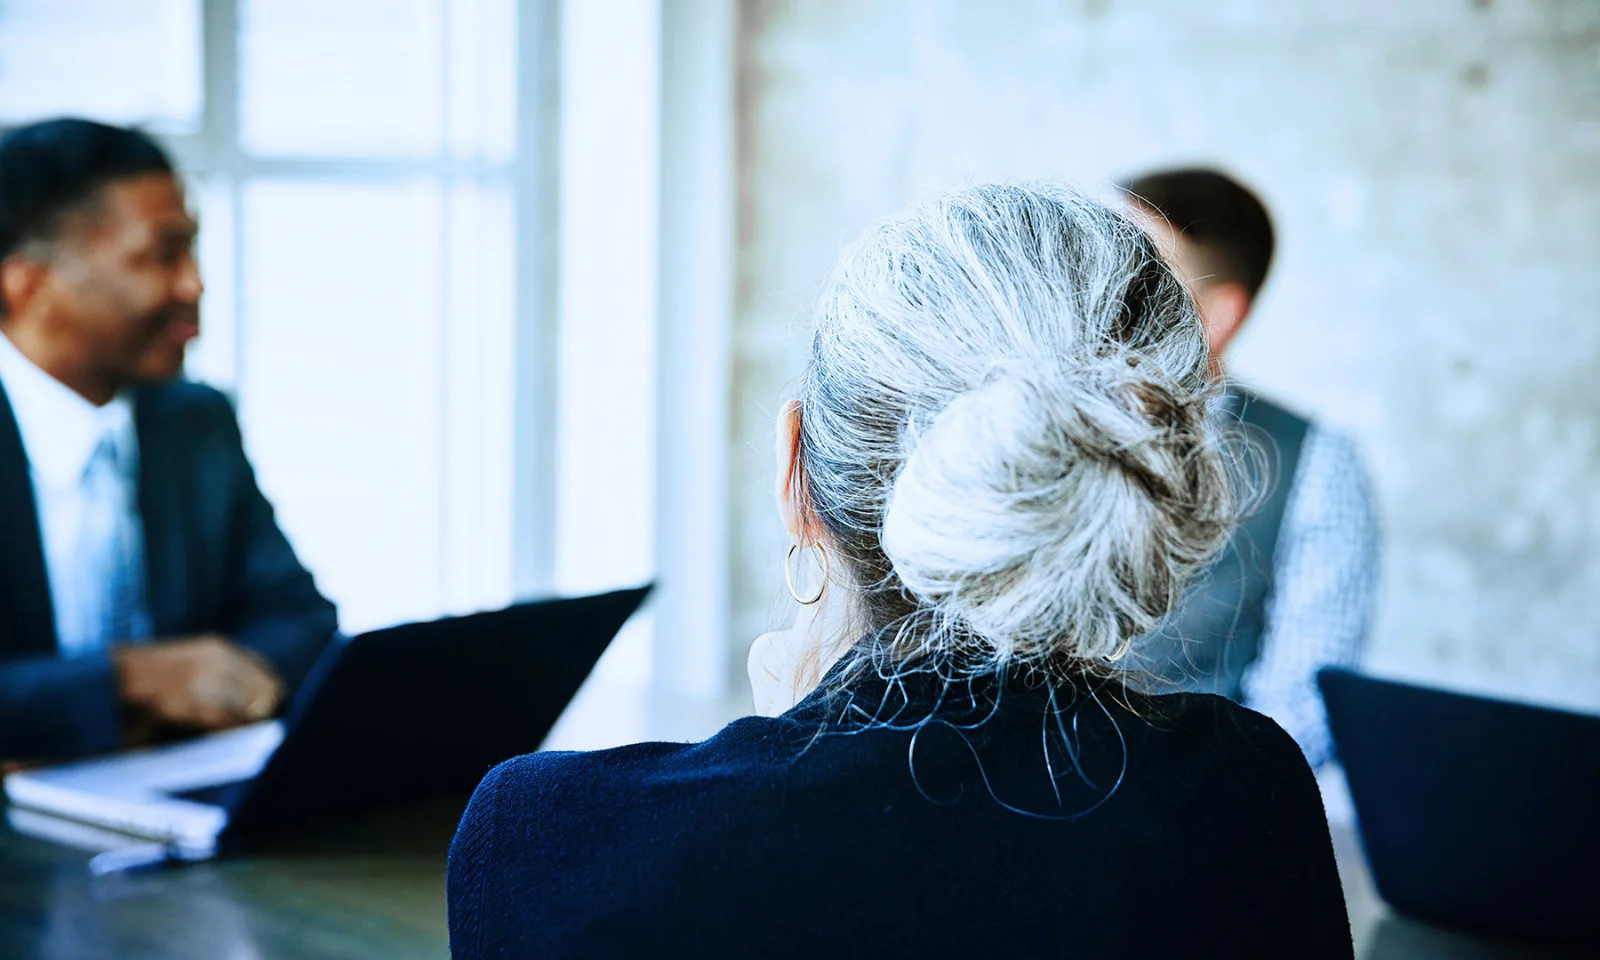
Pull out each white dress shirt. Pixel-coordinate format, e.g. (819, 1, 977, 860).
(1241, 424, 1380, 768)
(0, 331, 150, 656)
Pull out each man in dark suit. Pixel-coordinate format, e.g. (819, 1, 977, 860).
(0, 118, 337, 760)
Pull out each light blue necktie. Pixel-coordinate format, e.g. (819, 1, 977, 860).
(59, 430, 151, 656)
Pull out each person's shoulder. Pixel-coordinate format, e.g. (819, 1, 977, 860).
(1231, 385, 1361, 466)
(472, 717, 783, 816)
(452, 745, 678, 868)
(137, 379, 238, 428)
(1228, 384, 1305, 425)
(1303, 422, 1370, 477)
(490, 740, 692, 791)
(1130, 692, 1333, 865)
(1140, 691, 1316, 782)
(141, 377, 230, 406)
(1235, 386, 1373, 489)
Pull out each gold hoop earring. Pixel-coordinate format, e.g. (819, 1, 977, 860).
(784, 543, 829, 605)
(1104, 635, 1136, 663)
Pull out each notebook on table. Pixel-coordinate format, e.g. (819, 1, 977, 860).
(1318, 667, 1600, 951)
(4, 586, 650, 871)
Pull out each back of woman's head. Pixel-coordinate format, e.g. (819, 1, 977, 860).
(798, 182, 1236, 680)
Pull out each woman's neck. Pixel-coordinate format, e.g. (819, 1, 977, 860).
(747, 589, 858, 716)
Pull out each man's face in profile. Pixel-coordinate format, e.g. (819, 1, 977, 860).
(40, 173, 203, 385)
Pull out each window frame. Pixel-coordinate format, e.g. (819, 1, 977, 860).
(154, 0, 560, 612)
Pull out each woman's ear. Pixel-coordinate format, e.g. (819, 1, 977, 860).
(774, 399, 816, 542)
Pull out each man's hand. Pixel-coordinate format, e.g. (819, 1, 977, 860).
(114, 635, 284, 730)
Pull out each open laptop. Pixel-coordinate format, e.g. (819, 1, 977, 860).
(4, 585, 650, 869)
(1318, 667, 1600, 951)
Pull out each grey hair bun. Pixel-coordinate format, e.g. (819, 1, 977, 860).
(798, 181, 1237, 676)
(881, 355, 1230, 662)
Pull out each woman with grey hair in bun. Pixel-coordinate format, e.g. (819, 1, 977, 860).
(448, 183, 1351, 959)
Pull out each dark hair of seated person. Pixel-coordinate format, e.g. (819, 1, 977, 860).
(446, 183, 1351, 960)
(1118, 166, 1276, 297)
(0, 118, 174, 278)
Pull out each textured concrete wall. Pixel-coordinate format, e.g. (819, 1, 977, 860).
(731, 0, 1600, 709)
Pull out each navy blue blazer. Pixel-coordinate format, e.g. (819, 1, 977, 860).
(0, 379, 337, 759)
(448, 668, 1352, 959)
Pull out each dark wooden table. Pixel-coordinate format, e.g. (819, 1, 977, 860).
(0, 799, 462, 960)
(0, 801, 1582, 958)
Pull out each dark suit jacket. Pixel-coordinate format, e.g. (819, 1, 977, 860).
(448, 668, 1352, 959)
(0, 379, 338, 759)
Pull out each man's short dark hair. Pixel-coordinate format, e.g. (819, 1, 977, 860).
(0, 117, 174, 264)
(1118, 168, 1275, 298)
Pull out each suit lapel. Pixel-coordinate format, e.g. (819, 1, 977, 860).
(0, 380, 58, 655)
(134, 386, 191, 638)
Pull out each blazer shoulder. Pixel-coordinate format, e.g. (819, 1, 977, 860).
(489, 739, 697, 796)
(1144, 691, 1315, 781)
(144, 379, 236, 417)
(470, 723, 777, 831)
(137, 381, 242, 445)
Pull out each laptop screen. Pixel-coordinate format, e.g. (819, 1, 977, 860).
(221, 585, 651, 849)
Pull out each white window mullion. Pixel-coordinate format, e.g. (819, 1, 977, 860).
(539, 0, 662, 751)
(653, 0, 737, 707)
